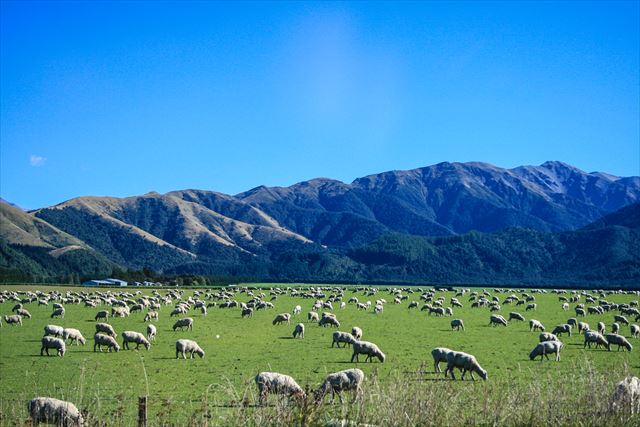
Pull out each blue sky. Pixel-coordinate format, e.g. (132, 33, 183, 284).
(1, 1, 638, 209)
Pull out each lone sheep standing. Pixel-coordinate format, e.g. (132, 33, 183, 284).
(28, 397, 84, 426)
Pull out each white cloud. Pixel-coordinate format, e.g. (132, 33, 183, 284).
(29, 155, 47, 167)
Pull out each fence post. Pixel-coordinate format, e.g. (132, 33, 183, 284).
(138, 396, 147, 427)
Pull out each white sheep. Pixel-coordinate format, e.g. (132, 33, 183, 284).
(50, 308, 65, 319)
(539, 332, 560, 342)
(63, 328, 86, 346)
(319, 315, 340, 328)
(508, 312, 525, 322)
(351, 326, 363, 340)
(147, 324, 157, 341)
(584, 331, 609, 349)
(44, 324, 64, 338)
(144, 311, 158, 322)
(308, 311, 319, 322)
(374, 304, 383, 314)
(172, 317, 194, 331)
(606, 334, 633, 352)
(273, 313, 291, 325)
(489, 314, 508, 327)
(93, 333, 120, 352)
(95, 323, 116, 337)
(431, 347, 453, 373)
(529, 319, 545, 332)
(4, 314, 22, 326)
(16, 308, 32, 318)
(611, 376, 640, 414)
(450, 319, 465, 331)
(551, 324, 572, 337)
(614, 315, 630, 325)
(612, 322, 620, 334)
(562, 303, 569, 310)
(444, 351, 488, 381)
(529, 340, 563, 361)
(41, 336, 66, 357)
(293, 323, 305, 339)
(293, 305, 302, 315)
(332, 331, 356, 348)
(632, 324, 640, 338)
(175, 339, 205, 359)
(95, 310, 109, 321)
(121, 331, 151, 350)
(241, 308, 253, 318)
(28, 397, 84, 426)
(255, 372, 306, 405)
(598, 321, 606, 334)
(315, 368, 365, 403)
(351, 340, 385, 363)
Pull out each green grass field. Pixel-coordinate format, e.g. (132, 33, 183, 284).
(0, 284, 638, 426)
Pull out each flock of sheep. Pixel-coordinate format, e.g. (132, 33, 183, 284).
(1, 285, 639, 425)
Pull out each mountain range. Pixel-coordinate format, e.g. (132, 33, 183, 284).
(1, 160, 639, 287)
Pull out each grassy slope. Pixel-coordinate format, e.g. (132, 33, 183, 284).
(0, 284, 638, 426)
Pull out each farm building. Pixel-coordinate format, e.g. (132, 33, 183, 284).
(82, 278, 128, 287)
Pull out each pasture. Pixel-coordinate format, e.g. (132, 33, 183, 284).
(0, 284, 638, 426)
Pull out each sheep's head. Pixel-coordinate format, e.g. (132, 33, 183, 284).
(196, 348, 205, 358)
(625, 342, 633, 352)
(377, 351, 386, 363)
(478, 368, 488, 380)
(79, 337, 86, 345)
(529, 348, 539, 360)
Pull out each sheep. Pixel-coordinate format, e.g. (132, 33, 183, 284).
(562, 303, 569, 310)
(539, 333, 560, 342)
(632, 324, 640, 338)
(27, 397, 84, 426)
(44, 324, 64, 338)
(16, 308, 31, 319)
(121, 331, 151, 350)
(598, 322, 606, 334)
(611, 376, 640, 414)
(315, 368, 365, 404)
(450, 319, 465, 331)
(552, 324, 572, 337)
(292, 323, 305, 339)
(577, 321, 590, 334)
(93, 333, 120, 352)
(50, 308, 65, 319)
(575, 307, 586, 317)
(408, 301, 418, 309)
(147, 324, 157, 341)
(273, 313, 291, 325)
(351, 340, 385, 363)
(584, 331, 609, 349)
(111, 306, 129, 318)
(567, 318, 578, 329)
(374, 304, 383, 314)
(508, 312, 525, 322)
(241, 307, 253, 318)
(293, 305, 302, 315)
(444, 351, 488, 381)
(526, 303, 537, 311)
(431, 347, 453, 373)
(170, 307, 187, 317)
(3, 314, 22, 326)
(489, 314, 508, 327)
(41, 336, 66, 357)
(255, 372, 306, 405)
(606, 334, 633, 352)
(308, 311, 319, 322)
(95, 323, 116, 337)
(63, 328, 86, 346)
(172, 317, 194, 331)
(529, 340, 563, 361)
(95, 310, 109, 321)
(612, 323, 620, 334)
(351, 326, 363, 340)
(143, 311, 158, 322)
(332, 331, 356, 348)
(529, 319, 545, 332)
(319, 315, 340, 328)
(175, 339, 205, 359)
(614, 315, 630, 325)
(200, 306, 207, 316)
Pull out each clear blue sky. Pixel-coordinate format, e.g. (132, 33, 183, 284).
(1, 1, 639, 209)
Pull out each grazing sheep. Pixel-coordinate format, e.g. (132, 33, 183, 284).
(95, 323, 116, 337)
(332, 331, 356, 348)
(41, 337, 66, 357)
(612, 323, 620, 334)
(63, 328, 86, 346)
(529, 340, 563, 361)
(292, 323, 305, 339)
(526, 303, 537, 311)
(315, 368, 365, 403)
(147, 324, 157, 341)
(374, 304, 384, 314)
(143, 311, 158, 322)
(16, 308, 31, 319)
(584, 331, 609, 349)
(50, 308, 65, 319)
(408, 301, 418, 309)
(552, 324, 572, 337)
(111, 306, 129, 318)
(273, 313, 291, 326)
(450, 319, 465, 331)
(95, 310, 109, 321)
(44, 324, 64, 338)
(444, 351, 488, 381)
(200, 306, 207, 316)
(606, 334, 633, 352)
(611, 376, 640, 414)
(175, 339, 205, 359)
(351, 340, 385, 363)
(575, 307, 586, 317)
(241, 308, 253, 318)
(4, 314, 22, 326)
(615, 315, 630, 326)
(598, 322, 606, 334)
(28, 397, 84, 426)
(562, 303, 569, 310)
(508, 312, 525, 322)
(172, 317, 194, 332)
(170, 307, 187, 317)
(632, 324, 640, 338)
(539, 333, 560, 342)
(578, 322, 590, 334)
(489, 314, 508, 327)
(351, 326, 363, 340)
(319, 315, 340, 328)
(93, 333, 120, 352)
(121, 331, 151, 350)
(293, 305, 302, 315)
(308, 311, 319, 322)
(529, 319, 545, 332)
(567, 318, 578, 329)
(255, 372, 306, 405)
(431, 347, 453, 373)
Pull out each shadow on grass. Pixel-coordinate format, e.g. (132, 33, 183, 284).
(278, 337, 294, 340)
